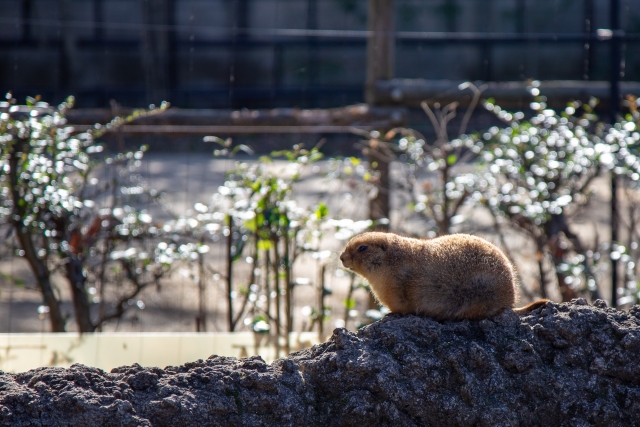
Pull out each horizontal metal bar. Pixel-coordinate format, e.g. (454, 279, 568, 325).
(71, 124, 376, 135)
(4, 18, 640, 40)
(2, 34, 640, 49)
(2, 17, 640, 46)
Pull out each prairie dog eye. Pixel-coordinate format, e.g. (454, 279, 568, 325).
(357, 245, 368, 252)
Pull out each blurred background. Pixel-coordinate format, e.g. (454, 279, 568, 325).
(2, 0, 639, 109)
(1, 0, 640, 370)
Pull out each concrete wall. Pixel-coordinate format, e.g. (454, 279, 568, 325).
(0, 0, 639, 109)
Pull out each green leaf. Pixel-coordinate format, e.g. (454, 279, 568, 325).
(447, 154, 457, 165)
(203, 136, 227, 145)
(271, 150, 295, 161)
(244, 219, 258, 233)
(315, 203, 329, 219)
(343, 298, 356, 310)
(0, 272, 25, 287)
(232, 144, 255, 155)
(250, 181, 262, 192)
(279, 213, 290, 228)
(309, 152, 324, 162)
(257, 239, 273, 250)
(253, 314, 268, 324)
(356, 282, 370, 291)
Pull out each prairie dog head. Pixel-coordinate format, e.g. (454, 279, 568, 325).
(340, 232, 389, 277)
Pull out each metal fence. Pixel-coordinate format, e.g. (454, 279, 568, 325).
(0, 0, 638, 109)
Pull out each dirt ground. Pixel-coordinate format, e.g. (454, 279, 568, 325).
(0, 153, 617, 334)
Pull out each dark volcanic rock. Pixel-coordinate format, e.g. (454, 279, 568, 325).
(2, 299, 640, 426)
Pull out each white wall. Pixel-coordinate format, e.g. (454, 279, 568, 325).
(0, 331, 321, 373)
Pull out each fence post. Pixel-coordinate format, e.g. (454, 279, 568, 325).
(583, 0, 595, 79)
(306, 0, 319, 106)
(59, 0, 78, 94)
(365, 0, 394, 312)
(366, 0, 395, 228)
(141, 0, 172, 105)
(21, 0, 32, 41)
(93, 0, 103, 40)
(365, 0, 395, 105)
(226, 215, 234, 331)
(229, 0, 249, 108)
(609, 0, 621, 308)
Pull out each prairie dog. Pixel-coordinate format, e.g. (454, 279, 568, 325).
(340, 232, 548, 321)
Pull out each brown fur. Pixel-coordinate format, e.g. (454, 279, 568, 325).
(512, 298, 549, 314)
(340, 232, 547, 321)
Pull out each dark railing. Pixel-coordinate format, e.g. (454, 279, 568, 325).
(1, 0, 638, 108)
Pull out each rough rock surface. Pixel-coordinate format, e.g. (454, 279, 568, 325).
(1, 299, 640, 426)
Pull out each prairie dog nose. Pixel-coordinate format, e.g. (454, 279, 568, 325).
(339, 252, 346, 263)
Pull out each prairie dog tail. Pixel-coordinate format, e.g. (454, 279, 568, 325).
(513, 299, 549, 314)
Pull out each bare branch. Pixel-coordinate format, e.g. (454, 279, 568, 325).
(448, 189, 471, 220)
(98, 259, 153, 325)
(458, 83, 486, 137)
